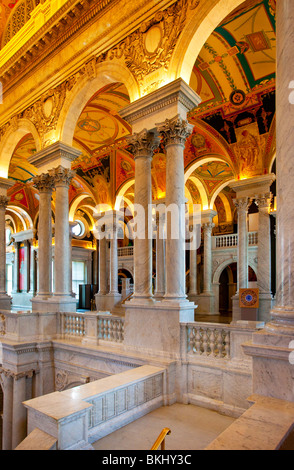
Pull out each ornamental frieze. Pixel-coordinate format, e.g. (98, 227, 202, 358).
(0, 0, 201, 145)
(106, 0, 195, 85)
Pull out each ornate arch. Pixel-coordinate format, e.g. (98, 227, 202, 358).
(58, 62, 139, 146)
(0, 119, 41, 179)
(169, 0, 245, 84)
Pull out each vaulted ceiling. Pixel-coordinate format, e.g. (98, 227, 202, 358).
(7, 0, 276, 224)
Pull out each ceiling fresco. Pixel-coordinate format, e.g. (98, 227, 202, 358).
(8, 134, 37, 183)
(5, 0, 276, 233)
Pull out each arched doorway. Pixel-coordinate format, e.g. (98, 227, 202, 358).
(219, 263, 237, 318)
(219, 263, 257, 317)
(118, 269, 133, 294)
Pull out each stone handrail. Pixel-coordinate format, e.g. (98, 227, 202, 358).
(183, 321, 264, 361)
(185, 322, 231, 358)
(97, 314, 125, 343)
(59, 312, 125, 344)
(118, 246, 134, 257)
(22, 365, 165, 450)
(213, 232, 258, 249)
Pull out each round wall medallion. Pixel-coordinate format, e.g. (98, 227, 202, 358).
(191, 133, 206, 149)
(240, 289, 258, 308)
(43, 97, 54, 119)
(144, 25, 162, 54)
(230, 89, 246, 106)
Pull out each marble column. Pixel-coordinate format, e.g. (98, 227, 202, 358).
(98, 234, 108, 296)
(189, 227, 198, 297)
(255, 192, 273, 323)
(157, 116, 193, 304)
(196, 209, 216, 314)
(109, 223, 119, 295)
(202, 222, 214, 295)
(32, 174, 54, 304)
(154, 211, 166, 299)
(50, 166, 76, 312)
(104, 221, 122, 311)
(234, 197, 251, 292)
(28, 241, 37, 296)
(266, 0, 294, 335)
(69, 222, 76, 298)
(127, 129, 159, 303)
(231, 197, 251, 321)
(242, 1, 294, 402)
(94, 230, 108, 312)
(12, 240, 19, 294)
(0, 195, 12, 310)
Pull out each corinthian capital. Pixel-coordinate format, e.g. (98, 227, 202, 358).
(233, 197, 251, 212)
(0, 195, 10, 209)
(255, 192, 272, 210)
(33, 173, 55, 192)
(126, 129, 160, 159)
(157, 115, 193, 147)
(49, 166, 76, 187)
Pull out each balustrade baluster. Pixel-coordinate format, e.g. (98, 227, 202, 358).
(209, 329, 215, 356)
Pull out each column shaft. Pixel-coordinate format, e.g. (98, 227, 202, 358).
(256, 194, 272, 294)
(0, 197, 9, 296)
(50, 167, 75, 298)
(157, 117, 193, 301)
(234, 198, 250, 291)
(33, 175, 54, 298)
(98, 236, 108, 295)
(154, 212, 165, 298)
(202, 223, 214, 294)
(128, 130, 159, 301)
(109, 227, 119, 294)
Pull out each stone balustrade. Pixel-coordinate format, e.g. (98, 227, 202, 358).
(213, 232, 258, 249)
(117, 246, 134, 257)
(19, 365, 165, 450)
(186, 322, 231, 358)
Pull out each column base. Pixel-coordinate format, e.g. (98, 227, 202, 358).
(192, 292, 215, 315)
(95, 292, 122, 312)
(31, 296, 77, 313)
(258, 292, 274, 324)
(124, 300, 195, 355)
(265, 306, 294, 335)
(0, 294, 12, 311)
(243, 327, 294, 402)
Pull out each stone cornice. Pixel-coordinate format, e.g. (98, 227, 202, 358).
(0, 0, 117, 89)
(120, 78, 201, 128)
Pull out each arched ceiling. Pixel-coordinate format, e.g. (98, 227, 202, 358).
(5, 0, 276, 231)
(0, 0, 19, 47)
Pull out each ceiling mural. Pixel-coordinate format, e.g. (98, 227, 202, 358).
(188, 0, 276, 180)
(8, 134, 37, 183)
(3, 0, 276, 236)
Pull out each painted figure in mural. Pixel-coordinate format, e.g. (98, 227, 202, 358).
(238, 129, 260, 174)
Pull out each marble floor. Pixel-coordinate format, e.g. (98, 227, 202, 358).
(92, 404, 235, 451)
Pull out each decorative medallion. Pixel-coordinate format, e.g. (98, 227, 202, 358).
(191, 133, 206, 149)
(239, 288, 259, 309)
(229, 89, 246, 106)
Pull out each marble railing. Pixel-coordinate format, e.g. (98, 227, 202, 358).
(97, 315, 125, 342)
(60, 312, 125, 344)
(21, 365, 165, 450)
(118, 246, 134, 257)
(213, 232, 258, 249)
(61, 313, 86, 339)
(185, 322, 231, 358)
